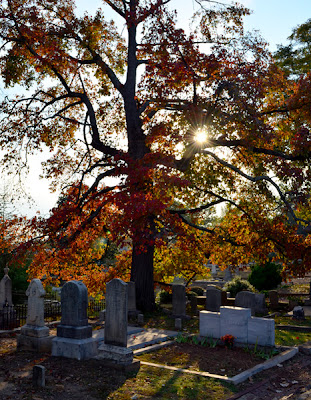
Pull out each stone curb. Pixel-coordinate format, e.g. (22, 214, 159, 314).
(133, 340, 175, 356)
(230, 347, 299, 385)
(139, 360, 232, 381)
(276, 324, 311, 332)
(139, 347, 299, 386)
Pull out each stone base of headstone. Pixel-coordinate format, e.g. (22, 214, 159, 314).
(171, 313, 190, 320)
(175, 318, 182, 330)
(128, 309, 139, 319)
(96, 343, 134, 365)
(52, 337, 97, 360)
(57, 324, 93, 339)
(99, 309, 106, 322)
(17, 325, 53, 353)
(96, 357, 141, 373)
(137, 313, 144, 325)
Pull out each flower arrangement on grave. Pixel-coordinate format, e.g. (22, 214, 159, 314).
(221, 334, 235, 349)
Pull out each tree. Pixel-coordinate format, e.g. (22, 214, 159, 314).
(275, 18, 311, 76)
(1, 1, 311, 311)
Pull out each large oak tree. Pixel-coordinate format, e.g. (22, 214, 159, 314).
(1, 0, 311, 311)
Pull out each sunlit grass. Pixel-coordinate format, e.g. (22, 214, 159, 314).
(275, 330, 311, 346)
(107, 365, 236, 399)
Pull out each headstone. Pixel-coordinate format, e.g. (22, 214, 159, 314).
(254, 293, 267, 314)
(199, 306, 275, 346)
(127, 281, 138, 317)
(235, 291, 256, 315)
(224, 268, 233, 282)
(17, 279, 52, 352)
(220, 306, 251, 343)
(172, 284, 186, 318)
(105, 279, 128, 347)
(205, 286, 222, 312)
(200, 311, 221, 338)
(0, 266, 12, 309)
(190, 294, 198, 315)
(52, 280, 97, 360)
(175, 318, 182, 330)
(248, 317, 275, 346)
(33, 365, 46, 388)
(269, 290, 279, 309)
(97, 279, 134, 365)
(293, 306, 305, 320)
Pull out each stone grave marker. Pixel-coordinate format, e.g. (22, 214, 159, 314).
(97, 279, 134, 365)
(293, 305, 305, 320)
(172, 284, 186, 318)
(17, 279, 52, 352)
(205, 286, 222, 312)
(200, 306, 275, 346)
(127, 281, 138, 318)
(254, 293, 267, 314)
(0, 266, 12, 309)
(269, 290, 279, 309)
(52, 280, 97, 360)
(33, 365, 46, 388)
(235, 291, 256, 315)
(105, 279, 128, 347)
(224, 268, 233, 282)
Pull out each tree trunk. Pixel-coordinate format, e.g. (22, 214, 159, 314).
(131, 243, 155, 312)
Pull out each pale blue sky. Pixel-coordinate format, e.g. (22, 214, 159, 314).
(75, 0, 311, 51)
(4, 0, 311, 216)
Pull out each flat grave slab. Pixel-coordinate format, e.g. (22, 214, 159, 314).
(93, 326, 179, 350)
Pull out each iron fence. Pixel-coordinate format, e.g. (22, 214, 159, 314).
(0, 298, 105, 330)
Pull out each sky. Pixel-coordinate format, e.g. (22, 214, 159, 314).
(2, 0, 311, 217)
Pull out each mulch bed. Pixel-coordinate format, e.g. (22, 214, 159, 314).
(137, 342, 266, 377)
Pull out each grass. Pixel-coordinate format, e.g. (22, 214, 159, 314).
(275, 316, 311, 327)
(275, 330, 311, 346)
(106, 365, 237, 399)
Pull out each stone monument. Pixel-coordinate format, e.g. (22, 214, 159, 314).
(205, 285, 222, 312)
(52, 280, 97, 360)
(172, 284, 186, 318)
(97, 279, 134, 365)
(127, 281, 138, 318)
(235, 291, 256, 315)
(0, 266, 12, 309)
(17, 279, 52, 352)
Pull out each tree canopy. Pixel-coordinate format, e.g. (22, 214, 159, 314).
(0, 0, 311, 310)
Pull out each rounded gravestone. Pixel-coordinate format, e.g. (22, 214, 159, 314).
(60, 280, 88, 327)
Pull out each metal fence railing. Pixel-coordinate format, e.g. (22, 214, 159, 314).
(0, 298, 106, 330)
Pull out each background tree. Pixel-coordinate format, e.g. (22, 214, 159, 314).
(275, 18, 311, 76)
(1, 1, 311, 311)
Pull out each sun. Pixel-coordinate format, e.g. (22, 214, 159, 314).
(194, 128, 208, 144)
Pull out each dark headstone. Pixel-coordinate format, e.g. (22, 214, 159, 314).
(269, 290, 279, 309)
(205, 286, 222, 312)
(235, 291, 256, 315)
(172, 284, 186, 317)
(52, 280, 97, 360)
(293, 306, 305, 320)
(105, 279, 128, 347)
(57, 281, 92, 339)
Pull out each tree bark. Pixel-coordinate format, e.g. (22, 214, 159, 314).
(131, 242, 155, 312)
